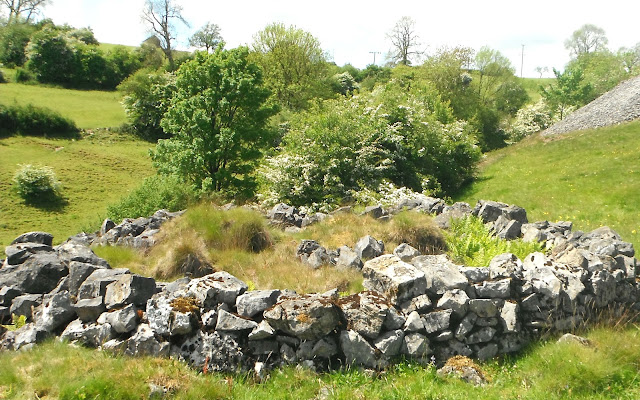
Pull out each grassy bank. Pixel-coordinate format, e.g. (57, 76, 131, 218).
(0, 82, 126, 129)
(0, 131, 154, 248)
(456, 120, 640, 251)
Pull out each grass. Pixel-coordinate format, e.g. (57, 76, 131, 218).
(0, 82, 126, 129)
(456, 120, 640, 252)
(519, 77, 556, 102)
(2, 326, 640, 399)
(97, 205, 365, 294)
(0, 130, 154, 250)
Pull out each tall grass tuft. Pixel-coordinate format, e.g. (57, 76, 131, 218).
(182, 205, 272, 252)
(385, 211, 447, 254)
(299, 211, 446, 254)
(446, 215, 544, 267)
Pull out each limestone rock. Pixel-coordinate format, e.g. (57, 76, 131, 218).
(336, 246, 363, 269)
(393, 243, 421, 262)
(340, 330, 378, 368)
(186, 272, 248, 307)
(402, 332, 431, 358)
(126, 323, 170, 357)
(77, 268, 129, 301)
(216, 309, 258, 331)
(236, 290, 281, 318)
(355, 235, 385, 260)
(68, 262, 107, 297)
(422, 309, 453, 334)
(73, 297, 106, 322)
(0, 252, 67, 294)
(60, 319, 113, 347)
(362, 255, 427, 304)
(98, 304, 138, 333)
(264, 295, 341, 341)
(55, 241, 109, 268)
(104, 274, 156, 309)
(12, 231, 54, 246)
(35, 291, 76, 332)
(411, 254, 468, 296)
(437, 289, 469, 317)
(338, 291, 389, 339)
(468, 299, 498, 318)
(9, 294, 42, 320)
(373, 329, 404, 357)
(4, 242, 54, 265)
(248, 320, 276, 341)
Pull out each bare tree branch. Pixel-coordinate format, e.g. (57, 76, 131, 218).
(2, 0, 49, 23)
(386, 16, 423, 66)
(141, 0, 189, 70)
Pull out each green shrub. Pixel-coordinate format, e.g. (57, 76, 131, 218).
(259, 81, 480, 209)
(445, 215, 543, 267)
(14, 67, 33, 82)
(0, 69, 5, 83)
(13, 164, 62, 201)
(119, 69, 176, 141)
(106, 175, 194, 223)
(507, 99, 556, 142)
(0, 103, 78, 136)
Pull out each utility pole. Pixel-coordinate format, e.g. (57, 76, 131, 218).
(520, 44, 525, 78)
(369, 51, 381, 65)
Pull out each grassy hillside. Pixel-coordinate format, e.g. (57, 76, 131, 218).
(0, 131, 154, 249)
(456, 120, 640, 250)
(0, 82, 126, 129)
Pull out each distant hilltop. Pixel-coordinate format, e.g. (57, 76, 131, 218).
(543, 75, 640, 136)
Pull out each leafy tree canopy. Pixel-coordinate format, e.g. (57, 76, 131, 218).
(251, 22, 330, 111)
(152, 47, 278, 196)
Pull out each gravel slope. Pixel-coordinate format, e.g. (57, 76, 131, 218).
(542, 75, 640, 136)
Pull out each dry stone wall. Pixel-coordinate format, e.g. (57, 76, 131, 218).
(1, 198, 638, 375)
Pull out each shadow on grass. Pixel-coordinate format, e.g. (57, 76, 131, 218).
(450, 175, 493, 200)
(23, 194, 69, 212)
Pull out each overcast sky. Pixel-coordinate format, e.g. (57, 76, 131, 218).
(38, 0, 640, 78)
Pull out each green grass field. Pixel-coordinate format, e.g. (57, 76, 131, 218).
(519, 77, 555, 102)
(456, 120, 640, 251)
(0, 82, 127, 129)
(0, 131, 154, 249)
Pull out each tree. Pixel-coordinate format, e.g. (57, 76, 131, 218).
(541, 68, 594, 120)
(618, 43, 640, 74)
(1, 0, 49, 23)
(386, 16, 422, 65)
(0, 21, 38, 66)
(474, 46, 515, 103)
(141, 0, 189, 71)
(422, 46, 476, 118)
(534, 66, 549, 78)
(189, 22, 221, 52)
(152, 48, 278, 195)
(120, 69, 176, 141)
(567, 50, 628, 96)
(251, 22, 329, 110)
(564, 24, 608, 58)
